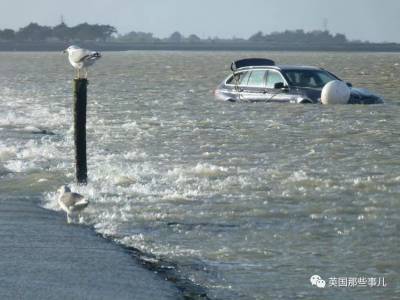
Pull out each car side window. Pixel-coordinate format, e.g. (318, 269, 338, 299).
(266, 70, 285, 89)
(238, 71, 251, 86)
(246, 70, 267, 87)
(226, 71, 250, 86)
(226, 75, 235, 84)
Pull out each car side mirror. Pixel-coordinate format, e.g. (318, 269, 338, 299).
(274, 82, 288, 90)
(346, 82, 353, 88)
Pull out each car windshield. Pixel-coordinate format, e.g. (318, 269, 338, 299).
(282, 69, 338, 88)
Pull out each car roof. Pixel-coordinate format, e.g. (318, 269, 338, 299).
(236, 65, 323, 72)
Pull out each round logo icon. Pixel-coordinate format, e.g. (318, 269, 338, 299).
(310, 275, 326, 288)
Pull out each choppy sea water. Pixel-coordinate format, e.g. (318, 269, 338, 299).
(0, 51, 399, 299)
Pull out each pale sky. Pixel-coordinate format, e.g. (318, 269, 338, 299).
(0, 0, 399, 42)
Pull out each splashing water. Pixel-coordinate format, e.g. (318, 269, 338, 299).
(1, 51, 399, 299)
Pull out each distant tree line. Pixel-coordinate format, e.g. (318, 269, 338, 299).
(0, 22, 354, 45)
(113, 29, 350, 45)
(248, 30, 348, 44)
(113, 30, 206, 43)
(0, 22, 117, 42)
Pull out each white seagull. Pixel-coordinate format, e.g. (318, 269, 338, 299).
(57, 185, 89, 223)
(63, 45, 101, 79)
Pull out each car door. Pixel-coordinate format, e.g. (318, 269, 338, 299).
(264, 70, 292, 102)
(239, 69, 269, 102)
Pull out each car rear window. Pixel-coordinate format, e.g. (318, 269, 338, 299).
(226, 71, 251, 85)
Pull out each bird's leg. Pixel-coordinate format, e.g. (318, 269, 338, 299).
(85, 68, 88, 79)
(67, 214, 72, 224)
(77, 69, 81, 79)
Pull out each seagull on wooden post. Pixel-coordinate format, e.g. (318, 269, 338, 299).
(57, 185, 89, 223)
(63, 45, 101, 79)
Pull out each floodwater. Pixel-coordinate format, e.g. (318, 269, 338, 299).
(0, 51, 399, 299)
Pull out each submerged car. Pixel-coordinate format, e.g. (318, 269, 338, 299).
(214, 58, 384, 104)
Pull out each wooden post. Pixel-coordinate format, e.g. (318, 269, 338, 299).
(73, 78, 88, 185)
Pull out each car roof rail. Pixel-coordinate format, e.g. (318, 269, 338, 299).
(231, 58, 275, 72)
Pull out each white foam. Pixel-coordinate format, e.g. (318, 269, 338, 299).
(0, 145, 17, 161)
(169, 163, 229, 178)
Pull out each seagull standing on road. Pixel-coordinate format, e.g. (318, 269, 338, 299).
(63, 45, 101, 78)
(58, 185, 89, 223)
